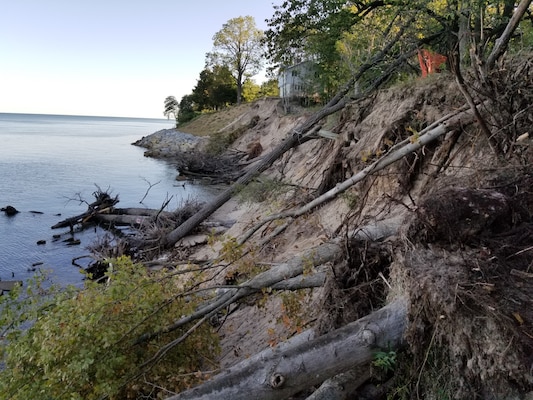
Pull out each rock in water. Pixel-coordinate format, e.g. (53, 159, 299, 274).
(1, 205, 19, 216)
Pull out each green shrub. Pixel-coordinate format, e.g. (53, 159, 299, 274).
(0, 256, 219, 400)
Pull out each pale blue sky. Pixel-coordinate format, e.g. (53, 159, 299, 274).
(0, 1, 277, 118)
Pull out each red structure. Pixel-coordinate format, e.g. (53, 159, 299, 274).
(418, 49, 448, 77)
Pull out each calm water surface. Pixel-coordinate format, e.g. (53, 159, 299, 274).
(0, 113, 216, 286)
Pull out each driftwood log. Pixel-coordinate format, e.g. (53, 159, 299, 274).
(51, 192, 119, 230)
(94, 208, 174, 227)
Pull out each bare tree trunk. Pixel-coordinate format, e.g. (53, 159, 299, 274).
(485, 0, 532, 71)
(166, 297, 407, 400)
(238, 104, 478, 243)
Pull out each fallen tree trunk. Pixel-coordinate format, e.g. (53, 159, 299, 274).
(51, 192, 119, 229)
(136, 241, 343, 344)
(93, 207, 174, 227)
(94, 214, 153, 227)
(166, 297, 408, 400)
(485, 0, 532, 72)
(112, 207, 173, 218)
(238, 104, 478, 243)
(162, 23, 414, 248)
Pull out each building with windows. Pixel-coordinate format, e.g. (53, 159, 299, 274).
(278, 61, 317, 99)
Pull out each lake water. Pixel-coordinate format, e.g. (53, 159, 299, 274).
(0, 113, 216, 287)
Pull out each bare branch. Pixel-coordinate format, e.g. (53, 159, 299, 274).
(139, 177, 161, 204)
(135, 241, 343, 344)
(239, 105, 479, 242)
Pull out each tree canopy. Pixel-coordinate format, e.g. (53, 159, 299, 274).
(164, 96, 179, 120)
(191, 65, 237, 111)
(208, 16, 265, 104)
(264, 0, 533, 97)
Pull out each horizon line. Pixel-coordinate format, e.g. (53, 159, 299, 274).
(0, 110, 171, 121)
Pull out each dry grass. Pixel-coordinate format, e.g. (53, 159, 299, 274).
(177, 103, 260, 137)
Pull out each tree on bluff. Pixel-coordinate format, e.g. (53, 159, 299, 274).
(192, 65, 237, 111)
(207, 16, 265, 105)
(264, 0, 533, 96)
(163, 96, 179, 120)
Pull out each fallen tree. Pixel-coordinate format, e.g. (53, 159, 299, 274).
(162, 20, 417, 248)
(135, 241, 344, 345)
(51, 191, 119, 230)
(238, 103, 477, 243)
(167, 297, 408, 400)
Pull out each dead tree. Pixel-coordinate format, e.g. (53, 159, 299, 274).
(238, 104, 478, 243)
(167, 298, 407, 400)
(51, 191, 119, 230)
(135, 241, 344, 345)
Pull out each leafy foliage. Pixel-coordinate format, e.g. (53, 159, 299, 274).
(264, 0, 532, 97)
(192, 65, 237, 111)
(372, 349, 397, 374)
(177, 94, 198, 124)
(207, 16, 265, 104)
(259, 78, 280, 97)
(0, 257, 219, 400)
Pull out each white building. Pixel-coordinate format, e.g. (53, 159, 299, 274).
(278, 61, 317, 99)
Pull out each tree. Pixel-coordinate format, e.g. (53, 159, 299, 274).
(191, 69, 215, 111)
(208, 16, 265, 104)
(191, 66, 237, 112)
(163, 96, 179, 119)
(264, 0, 533, 94)
(177, 94, 197, 123)
(241, 77, 280, 102)
(259, 78, 280, 97)
(241, 78, 261, 102)
(264, 0, 368, 96)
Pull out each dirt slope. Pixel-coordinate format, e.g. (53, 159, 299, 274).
(171, 64, 533, 398)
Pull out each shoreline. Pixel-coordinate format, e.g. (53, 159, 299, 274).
(132, 128, 205, 158)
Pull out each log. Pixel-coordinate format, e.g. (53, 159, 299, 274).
(238, 104, 477, 242)
(51, 211, 94, 229)
(94, 214, 153, 227)
(136, 241, 343, 344)
(166, 297, 408, 400)
(51, 192, 119, 229)
(485, 0, 532, 72)
(112, 208, 174, 218)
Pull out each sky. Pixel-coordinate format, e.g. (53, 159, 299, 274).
(0, 1, 278, 118)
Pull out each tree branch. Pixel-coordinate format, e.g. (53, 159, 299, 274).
(238, 104, 479, 243)
(485, 0, 532, 71)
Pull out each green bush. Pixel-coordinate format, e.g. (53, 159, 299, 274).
(0, 256, 219, 399)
